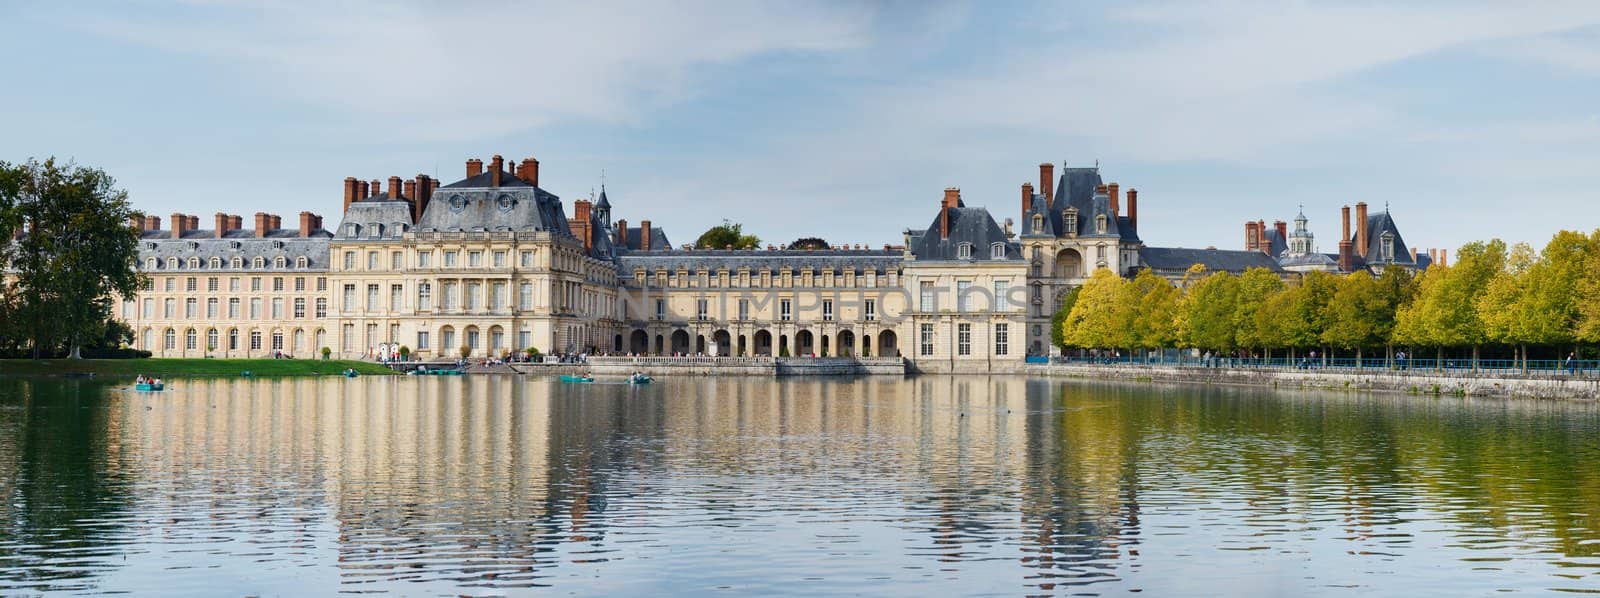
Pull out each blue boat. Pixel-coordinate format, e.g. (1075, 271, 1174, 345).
(560, 375, 594, 383)
(135, 382, 165, 392)
(627, 374, 654, 385)
(343, 369, 359, 378)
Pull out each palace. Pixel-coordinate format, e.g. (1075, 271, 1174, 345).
(115, 153, 1412, 370)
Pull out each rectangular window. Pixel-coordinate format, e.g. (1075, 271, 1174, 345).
(418, 284, 432, 309)
(249, 298, 262, 319)
(165, 277, 175, 292)
(443, 283, 458, 309)
(444, 251, 458, 267)
(271, 333, 284, 351)
(993, 280, 1010, 312)
(294, 298, 305, 318)
(272, 277, 284, 292)
(520, 251, 533, 268)
(367, 251, 378, 271)
(342, 324, 355, 350)
(250, 331, 263, 351)
(228, 298, 240, 319)
(958, 323, 972, 356)
(822, 299, 834, 321)
(920, 281, 936, 312)
(207, 277, 219, 292)
(163, 298, 175, 318)
(493, 251, 506, 268)
(391, 284, 403, 311)
(229, 277, 240, 292)
(697, 299, 708, 320)
(343, 252, 355, 270)
(316, 277, 326, 291)
(367, 284, 379, 311)
(738, 299, 750, 320)
(417, 331, 430, 350)
(491, 282, 506, 310)
(865, 299, 876, 321)
(343, 284, 356, 311)
(417, 251, 432, 268)
(143, 298, 154, 318)
(207, 298, 218, 319)
(519, 331, 531, 350)
(780, 299, 792, 321)
(920, 323, 935, 357)
(956, 281, 971, 312)
(468, 251, 482, 267)
(995, 323, 1009, 356)
(519, 283, 533, 310)
(655, 299, 666, 320)
(315, 298, 327, 318)
(184, 298, 197, 319)
(294, 277, 305, 292)
(186, 277, 197, 292)
(392, 252, 403, 270)
(250, 277, 261, 292)
(466, 283, 481, 310)
(270, 298, 283, 320)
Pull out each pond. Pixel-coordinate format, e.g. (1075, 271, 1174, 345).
(1, 376, 1597, 596)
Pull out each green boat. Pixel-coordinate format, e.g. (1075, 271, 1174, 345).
(135, 382, 165, 392)
(627, 374, 654, 385)
(410, 367, 464, 376)
(560, 375, 594, 383)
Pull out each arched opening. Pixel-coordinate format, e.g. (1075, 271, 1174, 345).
(489, 325, 505, 355)
(653, 334, 664, 355)
(1054, 248, 1084, 279)
(862, 333, 873, 357)
(754, 330, 773, 356)
(737, 334, 747, 357)
(465, 326, 481, 355)
(440, 326, 457, 356)
(838, 330, 855, 358)
(712, 330, 732, 357)
(630, 330, 649, 355)
(670, 330, 691, 355)
(695, 334, 706, 355)
(292, 328, 305, 354)
(778, 334, 789, 357)
(878, 330, 899, 357)
(613, 334, 624, 353)
(820, 334, 831, 357)
(796, 330, 815, 357)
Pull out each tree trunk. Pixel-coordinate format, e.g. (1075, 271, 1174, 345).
(1438, 346, 1445, 372)
(69, 344, 82, 360)
(1357, 346, 1363, 370)
(1472, 345, 1480, 372)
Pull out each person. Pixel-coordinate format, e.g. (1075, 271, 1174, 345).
(1397, 350, 1407, 371)
(136, 374, 145, 385)
(1566, 352, 1577, 375)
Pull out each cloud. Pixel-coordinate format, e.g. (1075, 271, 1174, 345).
(76, 1, 872, 141)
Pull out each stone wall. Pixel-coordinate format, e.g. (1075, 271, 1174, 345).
(1026, 363, 1600, 400)
(551, 356, 908, 377)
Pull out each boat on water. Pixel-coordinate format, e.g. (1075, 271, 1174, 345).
(410, 367, 464, 376)
(627, 374, 654, 385)
(343, 369, 359, 378)
(560, 374, 594, 383)
(135, 382, 165, 392)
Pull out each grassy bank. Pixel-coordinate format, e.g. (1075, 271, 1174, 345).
(0, 358, 395, 378)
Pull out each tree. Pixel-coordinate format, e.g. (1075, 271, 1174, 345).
(1321, 271, 1387, 363)
(1579, 229, 1600, 345)
(1129, 269, 1180, 354)
(1063, 268, 1132, 350)
(1233, 267, 1286, 356)
(1050, 287, 1080, 353)
(1178, 271, 1239, 352)
(694, 220, 760, 250)
(1394, 240, 1505, 366)
(1, 159, 143, 359)
(1280, 271, 1339, 362)
(789, 237, 828, 250)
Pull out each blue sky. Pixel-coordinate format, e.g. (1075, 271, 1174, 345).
(4, 1, 1599, 254)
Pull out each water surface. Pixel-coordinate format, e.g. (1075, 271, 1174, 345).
(1, 376, 1598, 596)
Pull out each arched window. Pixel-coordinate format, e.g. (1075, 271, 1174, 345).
(295, 256, 308, 268)
(163, 328, 176, 350)
(991, 243, 1005, 259)
(957, 243, 973, 259)
(252, 257, 265, 269)
(206, 328, 219, 351)
(187, 257, 200, 269)
(231, 257, 243, 269)
(185, 329, 197, 350)
(274, 257, 286, 269)
(145, 258, 157, 270)
(165, 257, 178, 269)
(209, 257, 221, 268)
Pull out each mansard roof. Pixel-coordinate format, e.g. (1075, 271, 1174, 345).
(1262, 227, 1288, 257)
(616, 249, 900, 274)
(908, 206, 1021, 261)
(334, 199, 413, 241)
(1139, 246, 1286, 274)
(1354, 211, 1417, 266)
(416, 177, 570, 236)
(137, 235, 331, 271)
(617, 226, 671, 251)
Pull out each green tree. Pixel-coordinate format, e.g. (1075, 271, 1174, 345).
(694, 220, 761, 250)
(1063, 268, 1132, 350)
(1178, 271, 1239, 352)
(1129, 269, 1180, 357)
(1321, 271, 1388, 364)
(1394, 240, 1505, 366)
(2, 159, 143, 359)
(1284, 271, 1340, 362)
(1233, 267, 1287, 355)
(1579, 229, 1600, 345)
(789, 237, 828, 250)
(1050, 287, 1080, 353)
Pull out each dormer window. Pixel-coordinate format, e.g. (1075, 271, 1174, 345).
(252, 257, 265, 269)
(991, 243, 1005, 259)
(145, 258, 156, 270)
(209, 257, 221, 268)
(1381, 232, 1395, 261)
(274, 257, 287, 269)
(448, 195, 466, 213)
(1064, 208, 1078, 236)
(497, 194, 514, 212)
(296, 256, 308, 268)
(165, 258, 177, 269)
(1031, 214, 1043, 233)
(1096, 214, 1108, 234)
(231, 257, 243, 269)
(957, 243, 973, 259)
(187, 257, 199, 269)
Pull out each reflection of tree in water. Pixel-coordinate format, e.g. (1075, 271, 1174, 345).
(0, 379, 132, 593)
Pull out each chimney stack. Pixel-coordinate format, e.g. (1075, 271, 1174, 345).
(1258, 219, 1268, 253)
(1274, 220, 1287, 242)
(1439, 249, 1448, 268)
(490, 155, 504, 187)
(1355, 202, 1369, 258)
(413, 174, 432, 222)
(229, 215, 242, 231)
(1341, 205, 1351, 241)
(269, 214, 281, 230)
(343, 177, 357, 213)
(573, 200, 593, 251)
(1410, 248, 1418, 263)
(215, 212, 229, 238)
(145, 216, 161, 231)
(519, 157, 539, 187)
(299, 212, 317, 237)
(1127, 188, 1138, 232)
(466, 158, 483, 179)
(1021, 182, 1033, 219)
(640, 220, 653, 251)
(357, 180, 369, 200)
(130, 215, 145, 231)
(188, 215, 199, 230)
(1108, 183, 1120, 217)
(617, 219, 629, 248)
(1039, 162, 1055, 206)
(387, 176, 402, 200)
(171, 212, 187, 239)
(1339, 239, 1354, 272)
(941, 187, 960, 239)
(254, 212, 270, 238)
(1246, 221, 1260, 251)
(403, 179, 416, 199)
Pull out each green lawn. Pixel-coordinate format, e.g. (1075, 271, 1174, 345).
(0, 358, 396, 378)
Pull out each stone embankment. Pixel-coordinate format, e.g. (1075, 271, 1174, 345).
(1026, 363, 1600, 400)
(509, 356, 907, 377)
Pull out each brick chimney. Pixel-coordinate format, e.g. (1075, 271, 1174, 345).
(1039, 163, 1055, 206)
(941, 187, 960, 239)
(229, 215, 242, 231)
(466, 158, 483, 179)
(369, 179, 381, 200)
(1274, 220, 1287, 242)
(1127, 188, 1138, 232)
(519, 157, 539, 187)
(145, 216, 161, 231)
(130, 215, 145, 231)
(616, 219, 629, 248)
(270, 214, 281, 230)
(387, 176, 402, 200)
(1108, 182, 1120, 217)
(343, 177, 357, 213)
(188, 215, 199, 231)
(1245, 221, 1260, 251)
(357, 180, 369, 200)
(299, 212, 317, 237)
(1258, 219, 1268, 253)
(1439, 249, 1448, 268)
(403, 179, 416, 200)
(413, 174, 432, 222)
(1355, 202, 1369, 258)
(573, 200, 593, 251)
(640, 220, 653, 251)
(490, 155, 503, 187)
(1339, 205, 1353, 272)
(430, 179, 439, 194)
(215, 212, 229, 238)
(1020, 182, 1033, 219)
(170, 212, 186, 239)
(1410, 248, 1418, 263)
(254, 212, 270, 238)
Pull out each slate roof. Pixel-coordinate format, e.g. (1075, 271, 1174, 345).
(1020, 167, 1136, 243)
(416, 173, 570, 236)
(907, 205, 1021, 262)
(1352, 211, 1417, 267)
(1138, 246, 1286, 274)
(334, 199, 413, 241)
(1262, 228, 1288, 257)
(616, 249, 901, 275)
(138, 228, 329, 241)
(617, 226, 671, 251)
(1280, 252, 1339, 268)
(136, 236, 331, 272)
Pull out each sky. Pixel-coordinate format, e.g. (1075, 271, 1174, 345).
(3, 0, 1599, 255)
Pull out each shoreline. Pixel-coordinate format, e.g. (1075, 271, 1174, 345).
(1024, 363, 1600, 400)
(0, 358, 397, 378)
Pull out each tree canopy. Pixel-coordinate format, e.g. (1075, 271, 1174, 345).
(693, 220, 761, 250)
(788, 237, 828, 250)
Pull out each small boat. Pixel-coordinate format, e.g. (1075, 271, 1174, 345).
(135, 382, 165, 392)
(627, 374, 654, 385)
(343, 369, 359, 378)
(560, 374, 594, 383)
